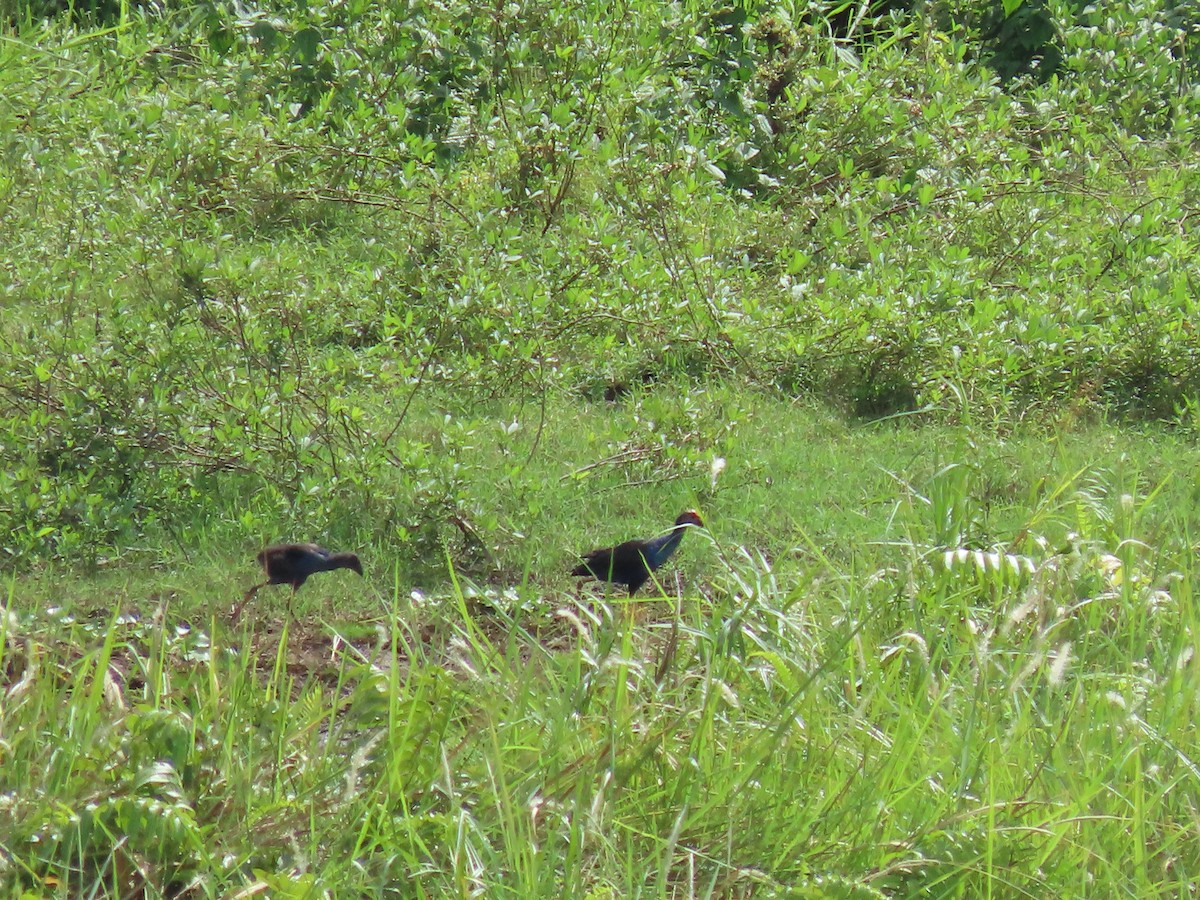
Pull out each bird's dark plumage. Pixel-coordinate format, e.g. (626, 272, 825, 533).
(231, 543, 363, 621)
(571, 510, 704, 596)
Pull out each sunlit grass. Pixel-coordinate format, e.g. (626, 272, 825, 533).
(4, 412, 1199, 896)
(5, 4, 1200, 896)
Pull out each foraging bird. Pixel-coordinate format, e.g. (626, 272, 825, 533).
(571, 510, 704, 596)
(231, 543, 363, 621)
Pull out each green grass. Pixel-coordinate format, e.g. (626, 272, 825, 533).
(5, 405, 1200, 896)
(4, 1, 1200, 896)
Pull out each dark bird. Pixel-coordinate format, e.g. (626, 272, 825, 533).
(231, 543, 363, 621)
(571, 510, 704, 596)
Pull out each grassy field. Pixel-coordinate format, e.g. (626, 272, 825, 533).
(4, 1, 1200, 896)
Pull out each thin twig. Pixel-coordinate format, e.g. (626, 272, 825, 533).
(561, 447, 659, 481)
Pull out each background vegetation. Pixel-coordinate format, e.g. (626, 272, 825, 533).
(2, 0, 1200, 896)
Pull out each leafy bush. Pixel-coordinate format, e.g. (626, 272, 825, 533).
(2, 0, 1200, 568)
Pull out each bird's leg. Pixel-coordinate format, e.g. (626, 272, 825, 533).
(230, 582, 266, 623)
(655, 612, 680, 685)
(625, 584, 639, 625)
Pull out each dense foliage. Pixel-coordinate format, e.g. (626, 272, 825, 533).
(3, 0, 1199, 567)
(2, 5, 1200, 894)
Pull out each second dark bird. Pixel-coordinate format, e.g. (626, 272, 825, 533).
(231, 542, 363, 622)
(571, 510, 704, 596)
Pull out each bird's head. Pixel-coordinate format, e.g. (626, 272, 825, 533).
(676, 510, 704, 529)
(328, 551, 364, 575)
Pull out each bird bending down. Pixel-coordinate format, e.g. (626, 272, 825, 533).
(571, 510, 704, 596)
(231, 543, 363, 622)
